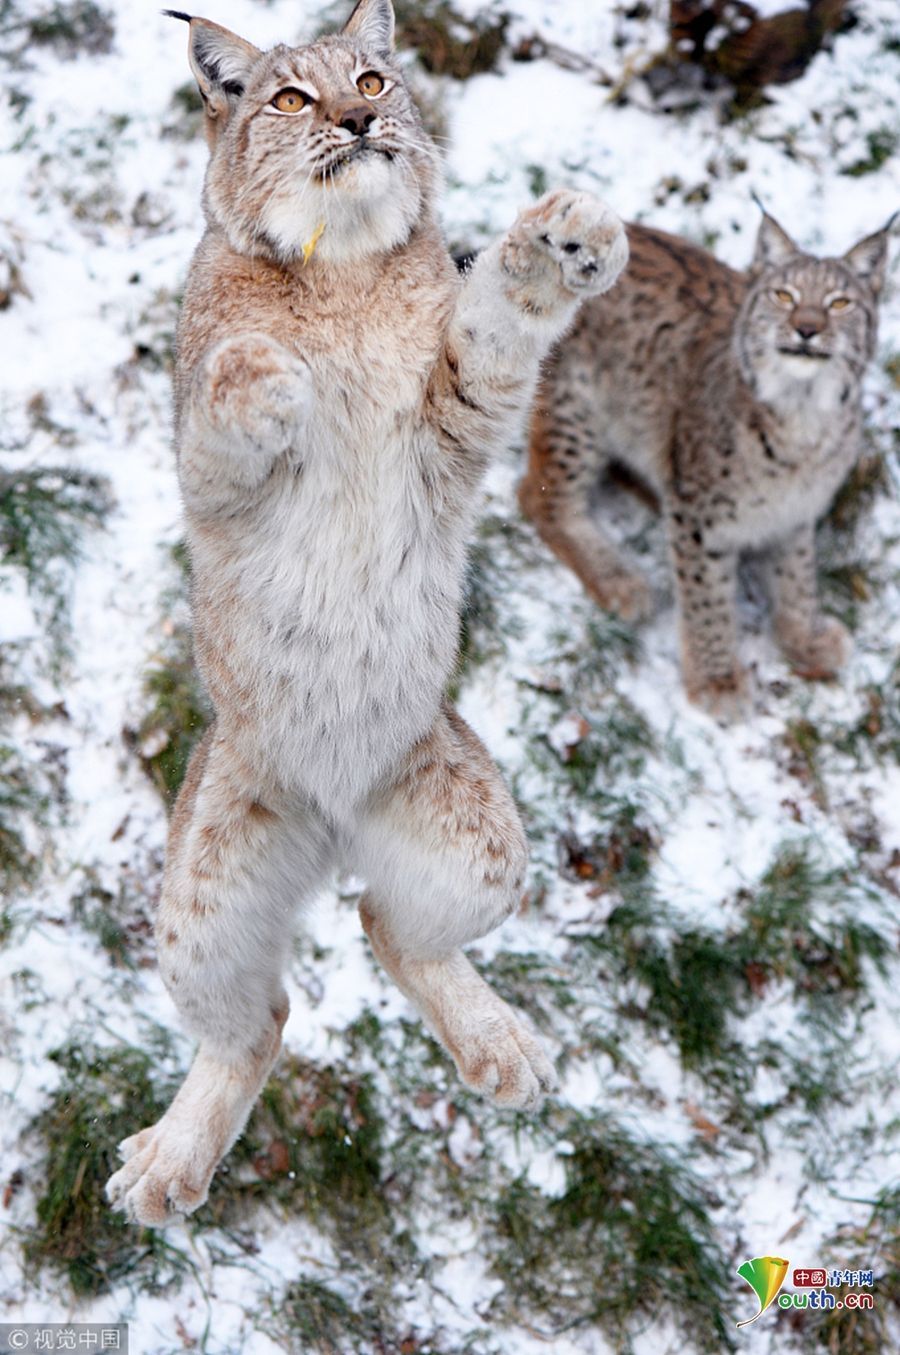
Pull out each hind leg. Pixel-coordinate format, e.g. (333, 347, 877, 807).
(107, 726, 334, 1226)
(348, 701, 555, 1107)
(521, 373, 653, 623)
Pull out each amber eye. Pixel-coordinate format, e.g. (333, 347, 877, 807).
(272, 88, 307, 113)
(829, 296, 852, 311)
(357, 71, 384, 97)
(773, 288, 795, 306)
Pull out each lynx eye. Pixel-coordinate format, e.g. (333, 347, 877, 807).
(829, 296, 852, 311)
(272, 88, 308, 114)
(773, 288, 795, 307)
(357, 71, 384, 97)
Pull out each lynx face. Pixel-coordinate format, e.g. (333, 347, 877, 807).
(735, 217, 883, 404)
(181, 9, 438, 266)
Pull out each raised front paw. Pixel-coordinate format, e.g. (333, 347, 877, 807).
(501, 189, 628, 302)
(106, 1113, 224, 1227)
(197, 332, 313, 456)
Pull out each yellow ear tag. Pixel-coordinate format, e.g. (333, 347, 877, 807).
(301, 221, 326, 267)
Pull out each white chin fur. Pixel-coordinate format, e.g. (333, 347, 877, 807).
(260, 156, 420, 266)
(749, 349, 837, 405)
(779, 351, 830, 371)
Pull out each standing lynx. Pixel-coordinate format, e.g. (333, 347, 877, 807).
(106, 0, 627, 1226)
(520, 212, 892, 720)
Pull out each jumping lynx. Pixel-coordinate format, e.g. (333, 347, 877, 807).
(106, 0, 627, 1226)
(520, 211, 892, 719)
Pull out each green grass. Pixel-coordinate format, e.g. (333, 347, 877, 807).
(577, 843, 892, 1068)
(811, 452, 890, 637)
(843, 127, 900, 178)
(0, 643, 67, 906)
(0, 463, 113, 670)
(545, 697, 654, 794)
(488, 1110, 734, 1351)
(553, 839, 895, 1168)
(22, 1037, 400, 1301)
(19, 909, 891, 1342)
(393, 0, 510, 80)
(0, 647, 61, 724)
(452, 513, 529, 692)
(827, 455, 890, 535)
(202, 1054, 393, 1260)
(133, 541, 211, 808)
(70, 870, 154, 970)
(136, 642, 210, 808)
(518, 686, 654, 839)
(246, 1013, 739, 1354)
(742, 849, 891, 1012)
(0, 464, 112, 580)
(26, 1, 114, 57)
(0, 740, 49, 900)
(0, 463, 112, 902)
(558, 797, 657, 895)
(266, 1276, 414, 1355)
(0, 0, 113, 64)
(455, 511, 645, 702)
(22, 1041, 184, 1297)
(832, 664, 900, 769)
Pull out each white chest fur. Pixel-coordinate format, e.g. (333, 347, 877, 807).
(189, 389, 471, 818)
(726, 363, 859, 548)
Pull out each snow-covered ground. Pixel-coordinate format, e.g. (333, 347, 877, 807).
(2, 2, 900, 1352)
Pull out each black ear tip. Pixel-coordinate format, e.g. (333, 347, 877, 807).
(162, 9, 193, 22)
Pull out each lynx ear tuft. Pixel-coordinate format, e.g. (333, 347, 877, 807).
(341, 0, 395, 57)
(183, 16, 261, 111)
(842, 215, 897, 296)
(751, 208, 801, 273)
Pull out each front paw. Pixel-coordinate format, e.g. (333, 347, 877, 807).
(199, 333, 313, 455)
(686, 668, 753, 725)
(780, 617, 852, 680)
(502, 189, 628, 301)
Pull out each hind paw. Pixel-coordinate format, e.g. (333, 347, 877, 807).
(446, 991, 557, 1109)
(106, 1113, 222, 1227)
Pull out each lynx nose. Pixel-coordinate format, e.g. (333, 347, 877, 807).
(792, 309, 825, 340)
(338, 105, 376, 137)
